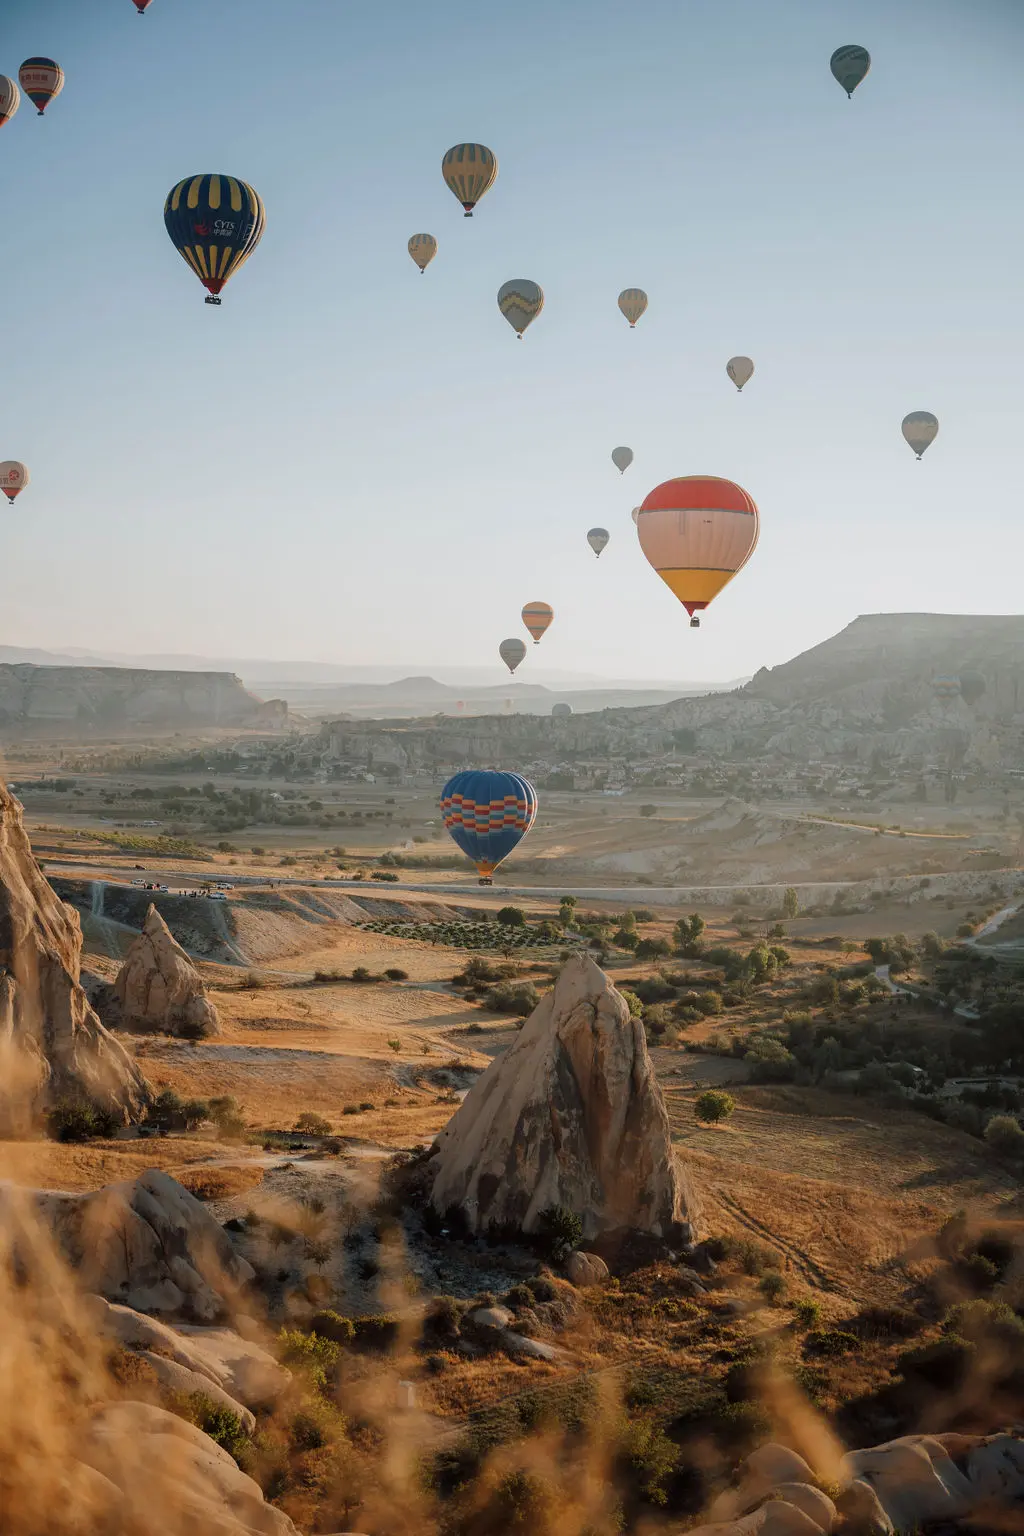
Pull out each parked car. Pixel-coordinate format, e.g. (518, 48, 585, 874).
(208, 892, 227, 901)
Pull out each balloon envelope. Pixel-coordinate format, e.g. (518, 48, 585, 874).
(164, 175, 265, 303)
(960, 672, 986, 705)
(636, 475, 759, 622)
(727, 356, 754, 391)
(0, 76, 21, 128)
(132, 0, 154, 10)
(587, 527, 610, 557)
(552, 702, 573, 718)
(830, 45, 870, 97)
(442, 143, 497, 215)
(631, 507, 640, 525)
(522, 602, 554, 644)
(19, 57, 64, 115)
(440, 770, 538, 878)
(902, 411, 938, 459)
(0, 462, 30, 504)
(611, 446, 634, 474)
(498, 279, 544, 338)
(408, 233, 437, 272)
(499, 638, 527, 673)
(618, 288, 648, 327)
(933, 676, 960, 700)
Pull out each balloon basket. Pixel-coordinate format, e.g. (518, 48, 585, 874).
(204, 295, 222, 306)
(690, 617, 700, 628)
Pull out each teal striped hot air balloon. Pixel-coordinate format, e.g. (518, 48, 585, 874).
(830, 45, 870, 98)
(442, 144, 497, 216)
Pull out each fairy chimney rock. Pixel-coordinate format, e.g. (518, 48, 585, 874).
(114, 905, 220, 1038)
(0, 778, 148, 1131)
(429, 953, 697, 1240)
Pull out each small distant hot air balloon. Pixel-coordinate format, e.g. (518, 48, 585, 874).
(442, 143, 497, 216)
(933, 676, 960, 701)
(0, 462, 30, 505)
(727, 357, 754, 392)
(132, 0, 155, 12)
(611, 446, 634, 475)
(830, 45, 870, 98)
(408, 233, 437, 273)
(960, 672, 986, 706)
(902, 411, 938, 460)
(631, 507, 640, 525)
(499, 638, 527, 674)
(164, 175, 265, 305)
(636, 475, 759, 629)
(552, 702, 573, 718)
(522, 602, 554, 645)
(587, 527, 610, 558)
(0, 76, 21, 128)
(19, 58, 64, 116)
(618, 289, 648, 328)
(440, 769, 537, 883)
(498, 279, 544, 339)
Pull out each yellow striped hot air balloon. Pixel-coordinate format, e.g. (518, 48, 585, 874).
(442, 143, 497, 216)
(408, 233, 437, 273)
(163, 174, 265, 305)
(636, 475, 759, 629)
(618, 288, 648, 327)
(522, 602, 554, 645)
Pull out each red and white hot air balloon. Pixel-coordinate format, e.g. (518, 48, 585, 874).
(0, 76, 20, 128)
(0, 462, 30, 505)
(635, 475, 759, 628)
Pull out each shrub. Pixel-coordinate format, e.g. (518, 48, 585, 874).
(308, 1310, 355, 1345)
(695, 1090, 735, 1124)
(278, 1328, 340, 1392)
(984, 1114, 1024, 1156)
(496, 906, 526, 927)
(805, 1329, 860, 1358)
(294, 1111, 332, 1135)
(484, 981, 540, 1016)
(620, 989, 644, 1018)
(760, 1271, 786, 1302)
(47, 1098, 119, 1143)
(614, 927, 639, 950)
(792, 1298, 822, 1328)
(352, 1313, 399, 1350)
(350, 966, 380, 983)
(635, 937, 672, 960)
(387, 1037, 402, 1053)
(179, 1394, 250, 1465)
(383, 967, 408, 981)
(537, 1204, 583, 1257)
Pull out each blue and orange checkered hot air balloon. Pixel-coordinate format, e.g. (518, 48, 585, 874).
(164, 174, 266, 306)
(440, 771, 538, 883)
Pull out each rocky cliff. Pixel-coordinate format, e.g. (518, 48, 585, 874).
(0, 779, 148, 1130)
(0, 663, 286, 738)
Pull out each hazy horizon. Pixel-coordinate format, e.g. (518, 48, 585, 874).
(4, 0, 1022, 682)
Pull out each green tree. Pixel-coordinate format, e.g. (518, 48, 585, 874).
(782, 887, 799, 919)
(695, 1090, 735, 1124)
(639, 804, 657, 818)
(496, 906, 526, 927)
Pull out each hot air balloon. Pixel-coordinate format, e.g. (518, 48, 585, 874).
(587, 527, 610, 558)
(932, 676, 960, 701)
(132, 0, 154, 11)
(0, 76, 21, 128)
(618, 289, 648, 328)
(498, 279, 543, 339)
(636, 475, 759, 629)
(499, 638, 527, 674)
(19, 58, 64, 116)
(902, 411, 938, 460)
(0, 462, 30, 505)
(522, 602, 554, 645)
(164, 175, 265, 305)
(439, 769, 537, 884)
(727, 356, 754, 392)
(960, 672, 986, 706)
(408, 233, 437, 273)
(442, 143, 497, 216)
(551, 702, 573, 718)
(631, 507, 640, 525)
(611, 446, 633, 475)
(830, 45, 870, 98)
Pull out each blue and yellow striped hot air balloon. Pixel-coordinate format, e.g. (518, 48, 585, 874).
(164, 175, 266, 306)
(440, 770, 538, 883)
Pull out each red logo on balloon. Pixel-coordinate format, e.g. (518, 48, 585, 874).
(194, 222, 211, 237)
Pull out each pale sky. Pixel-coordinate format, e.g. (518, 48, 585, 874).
(3, 0, 1022, 685)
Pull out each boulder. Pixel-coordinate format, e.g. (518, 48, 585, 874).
(565, 1251, 610, 1286)
(687, 1502, 827, 1536)
(38, 1169, 254, 1320)
(500, 1330, 563, 1361)
(131, 1351, 257, 1434)
(840, 1436, 971, 1529)
(0, 777, 148, 1130)
(964, 1433, 1024, 1502)
(429, 954, 698, 1239)
(468, 1305, 514, 1330)
(113, 904, 220, 1037)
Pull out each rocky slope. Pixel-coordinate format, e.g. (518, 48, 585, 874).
(429, 954, 698, 1241)
(0, 662, 286, 738)
(0, 779, 148, 1130)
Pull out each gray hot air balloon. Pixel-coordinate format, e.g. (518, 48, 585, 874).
(611, 446, 634, 475)
(902, 411, 939, 460)
(587, 527, 610, 558)
(552, 702, 573, 718)
(497, 279, 544, 339)
(726, 356, 754, 391)
(631, 506, 640, 525)
(499, 637, 527, 674)
(830, 45, 870, 98)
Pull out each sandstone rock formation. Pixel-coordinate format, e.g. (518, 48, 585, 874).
(113, 905, 220, 1037)
(0, 778, 148, 1131)
(35, 1169, 254, 1320)
(429, 953, 697, 1240)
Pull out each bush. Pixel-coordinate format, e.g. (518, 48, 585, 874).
(635, 937, 672, 960)
(383, 967, 408, 981)
(496, 906, 526, 927)
(759, 1271, 786, 1302)
(537, 1205, 583, 1257)
(308, 1310, 355, 1345)
(614, 927, 639, 951)
(386, 1037, 402, 1053)
(695, 1090, 735, 1124)
(352, 1313, 399, 1350)
(792, 1298, 822, 1328)
(620, 989, 644, 1018)
(278, 1328, 340, 1393)
(294, 1112, 332, 1135)
(484, 981, 540, 1016)
(179, 1394, 250, 1465)
(47, 1098, 119, 1142)
(805, 1329, 860, 1358)
(984, 1114, 1024, 1156)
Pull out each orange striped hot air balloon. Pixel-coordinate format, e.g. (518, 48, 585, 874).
(522, 601, 554, 645)
(636, 475, 759, 629)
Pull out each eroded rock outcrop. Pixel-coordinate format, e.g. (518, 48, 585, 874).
(0, 779, 148, 1130)
(113, 905, 220, 1037)
(429, 953, 698, 1240)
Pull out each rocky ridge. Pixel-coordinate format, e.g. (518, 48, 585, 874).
(111, 905, 220, 1037)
